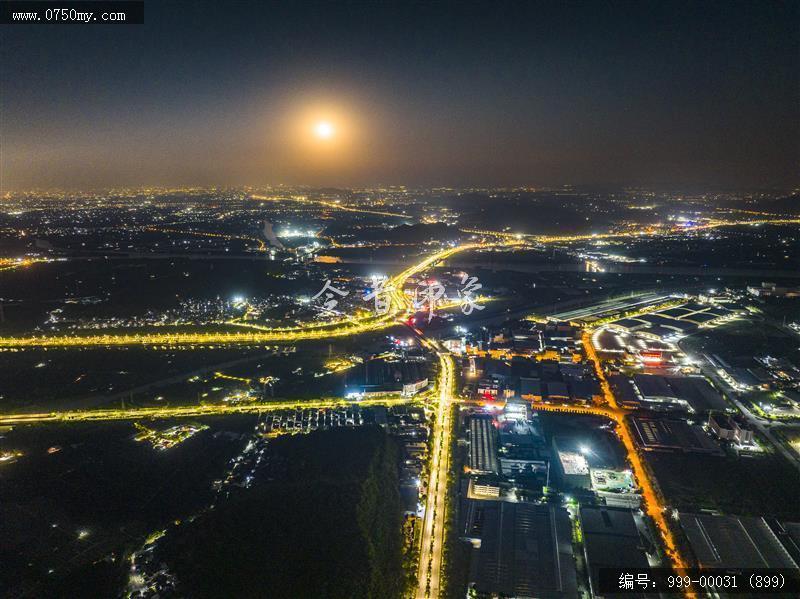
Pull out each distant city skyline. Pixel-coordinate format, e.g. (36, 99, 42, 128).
(2, 1, 798, 190)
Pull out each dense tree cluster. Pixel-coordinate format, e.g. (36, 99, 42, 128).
(161, 427, 403, 598)
(650, 453, 800, 520)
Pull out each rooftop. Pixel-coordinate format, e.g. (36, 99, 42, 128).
(468, 502, 578, 598)
(680, 513, 798, 569)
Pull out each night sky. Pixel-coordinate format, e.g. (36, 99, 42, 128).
(1, 1, 798, 190)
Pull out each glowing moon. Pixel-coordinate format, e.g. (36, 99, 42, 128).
(314, 121, 335, 139)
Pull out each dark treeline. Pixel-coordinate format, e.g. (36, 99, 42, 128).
(160, 426, 403, 598)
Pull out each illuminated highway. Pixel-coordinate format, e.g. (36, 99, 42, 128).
(0, 242, 486, 349)
(0, 395, 414, 426)
(143, 225, 268, 252)
(415, 339, 455, 599)
(249, 193, 409, 219)
(0, 321, 392, 349)
(0, 257, 47, 272)
(467, 216, 800, 244)
(2, 215, 795, 349)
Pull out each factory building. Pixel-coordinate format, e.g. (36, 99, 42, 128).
(469, 415, 499, 475)
(464, 502, 578, 598)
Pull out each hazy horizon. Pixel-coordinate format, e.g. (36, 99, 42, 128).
(2, 1, 798, 191)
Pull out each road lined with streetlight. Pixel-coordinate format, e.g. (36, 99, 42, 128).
(414, 338, 455, 599)
(0, 242, 490, 349)
(581, 331, 693, 590)
(3, 213, 793, 348)
(0, 395, 415, 426)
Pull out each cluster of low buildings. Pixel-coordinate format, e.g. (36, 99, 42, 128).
(589, 294, 744, 372)
(442, 289, 800, 597)
(605, 363, 758, 453)
(464, 401, 550, 501)
(343, 355, 429, 399)
(132, 422, 209, 451)
(674, 342, 800, 434)
(259, 406, 367, 435)
(590, 295, 766, 452)
(708, 353, 800, 417)
(455, 396, 650, 597)
(593, 291, 800, 425)
(464, 320, 584, 360)
(610, 373, 727, 413)
(457, 320, 603, 408)
(379, 405, 429, 513)
(467, 358, 602, 406)
(584, 296, 800, 588)
(449, 296, 800, 597)
(747, 281, 800, 298)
